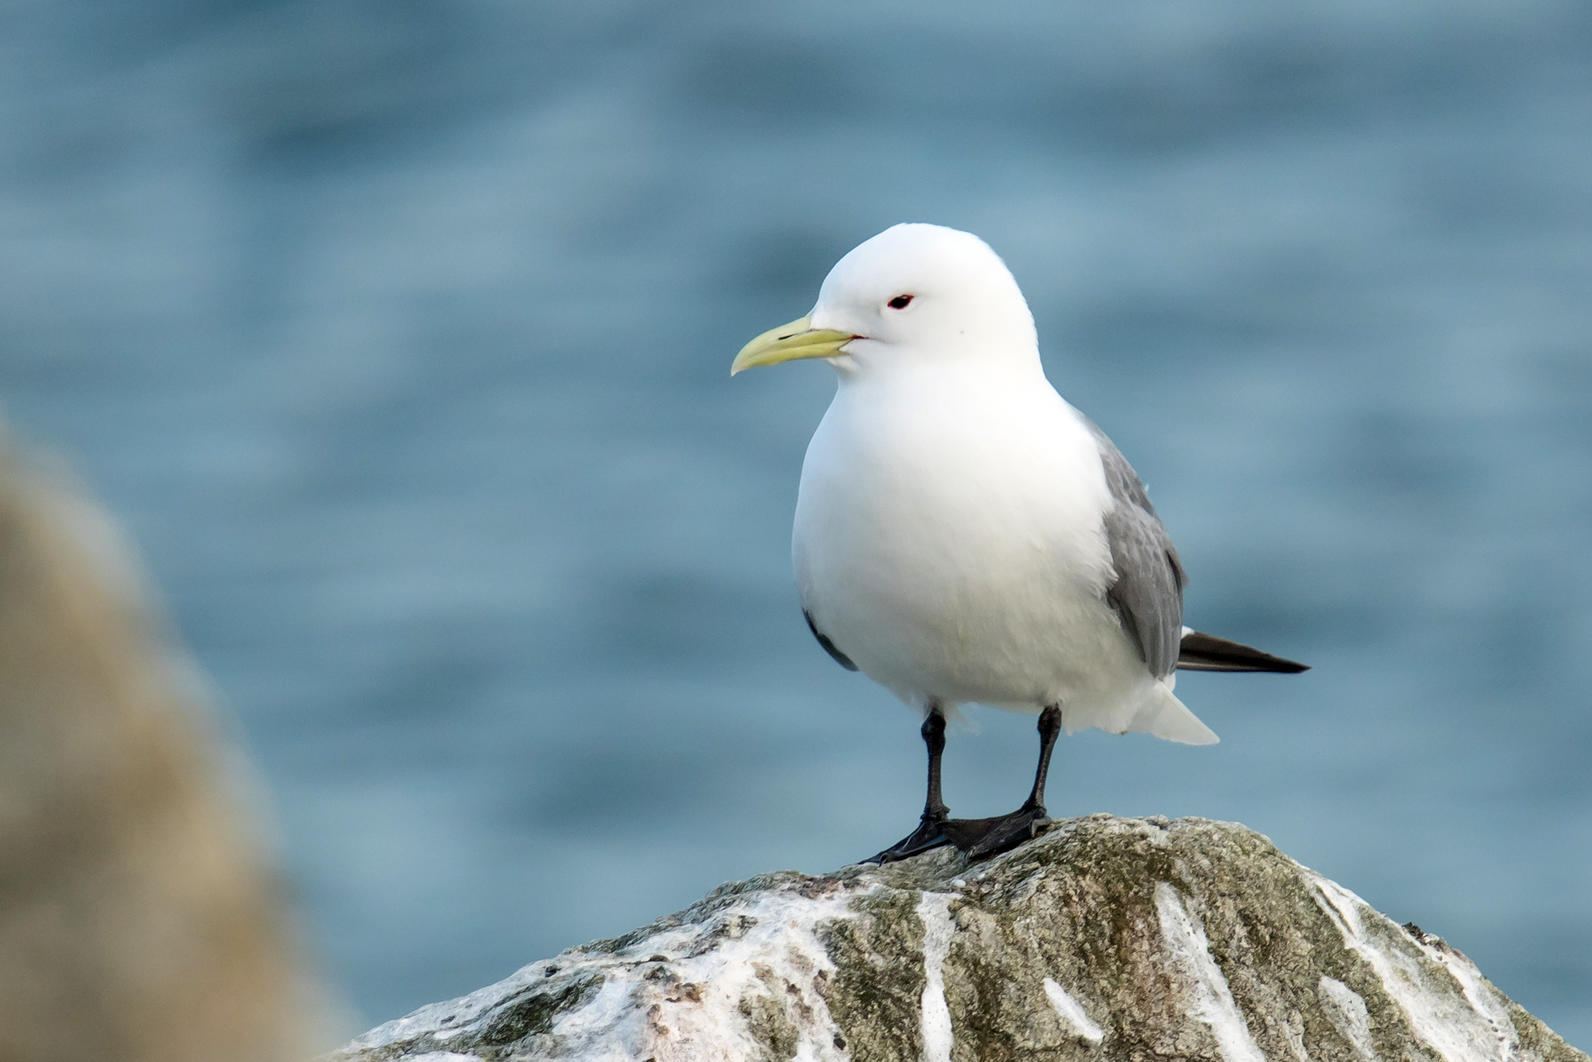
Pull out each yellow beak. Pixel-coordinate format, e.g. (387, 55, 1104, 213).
(730, 316, 856, 376)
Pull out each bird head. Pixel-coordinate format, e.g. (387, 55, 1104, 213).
(731, 223, 1040, 380)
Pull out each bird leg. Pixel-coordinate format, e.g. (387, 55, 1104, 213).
(944, 704, 1062, 860)
(863, 707, 952, 863)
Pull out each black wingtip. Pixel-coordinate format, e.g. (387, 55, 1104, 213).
(1177, 631, 1309, 674)
(804, 610, 859, 671)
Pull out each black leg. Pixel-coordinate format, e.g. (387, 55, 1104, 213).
(921, 708, 949, 819)
(1024, 703, 1063, 811)
(863, 707, 953, 863)
(944, 704, 1062, 860)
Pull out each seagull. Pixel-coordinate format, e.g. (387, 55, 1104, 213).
(731, 223, 1306, 864)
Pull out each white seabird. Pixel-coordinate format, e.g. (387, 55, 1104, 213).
(732, 223, 1306, 862)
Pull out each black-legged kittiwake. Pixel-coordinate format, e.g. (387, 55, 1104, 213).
(732, 223, 1306, 863)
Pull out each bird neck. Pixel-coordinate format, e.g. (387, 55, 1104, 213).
(833, 345, 1050, 400)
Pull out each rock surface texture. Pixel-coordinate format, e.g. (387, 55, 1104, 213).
(330, 816, 1584, 1062)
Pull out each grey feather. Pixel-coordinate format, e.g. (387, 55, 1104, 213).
(1081, 415, 1185, 679)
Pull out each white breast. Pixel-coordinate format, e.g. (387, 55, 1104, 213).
(792, 369, 1146, 717)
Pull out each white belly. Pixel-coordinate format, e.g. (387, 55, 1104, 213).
(792, 377, 1150, 723)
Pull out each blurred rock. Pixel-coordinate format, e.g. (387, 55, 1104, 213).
(330, 815, 1585, 1062)
(0, 425, 313, 1062)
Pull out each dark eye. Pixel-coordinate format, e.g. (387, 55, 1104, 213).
(886, 294, 914, 310)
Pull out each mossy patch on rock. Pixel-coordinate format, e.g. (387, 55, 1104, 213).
(475, 975, 602, 1046)
(739, 992, 800, 1060)
(820, 889, 929, 1061)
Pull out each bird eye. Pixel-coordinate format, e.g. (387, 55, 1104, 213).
(886, 294, 914, 310)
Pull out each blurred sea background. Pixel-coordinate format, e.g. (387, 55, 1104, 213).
(4, 0, 1590, 1048)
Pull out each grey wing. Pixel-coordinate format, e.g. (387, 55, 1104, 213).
(1083, 417, 1186, 679)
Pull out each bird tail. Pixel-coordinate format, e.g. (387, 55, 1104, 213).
(1176, 630, 1308, 674)
(1128, 683, 1220, 746)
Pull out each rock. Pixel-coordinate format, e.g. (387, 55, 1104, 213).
(0, 426, 318, 1062)
(329, 815, 1585, 1062)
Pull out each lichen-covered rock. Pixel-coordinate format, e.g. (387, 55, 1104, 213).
(328, 816, 1585, 1062)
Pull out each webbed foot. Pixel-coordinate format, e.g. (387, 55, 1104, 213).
(863, 811, 953, 864)
(943, 804, 1051, 860)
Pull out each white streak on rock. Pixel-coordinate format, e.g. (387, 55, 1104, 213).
(1431, 939, 1520, 1061)
(354, 965, 545, 1048)
(544, 977, 644, 1054)
(1154, 882, 1265, 1062)
(917, 892, 956, 1062)
(1042, 978, 1104, 1044)
(404, 1054, 480, 1062)
(344, 883, 866, 1061)
(1317, 977, 1376, 1061)
(1312, 875, 1516, 1062)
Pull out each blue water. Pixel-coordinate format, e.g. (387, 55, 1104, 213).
(4, 0, 1590, 1047)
